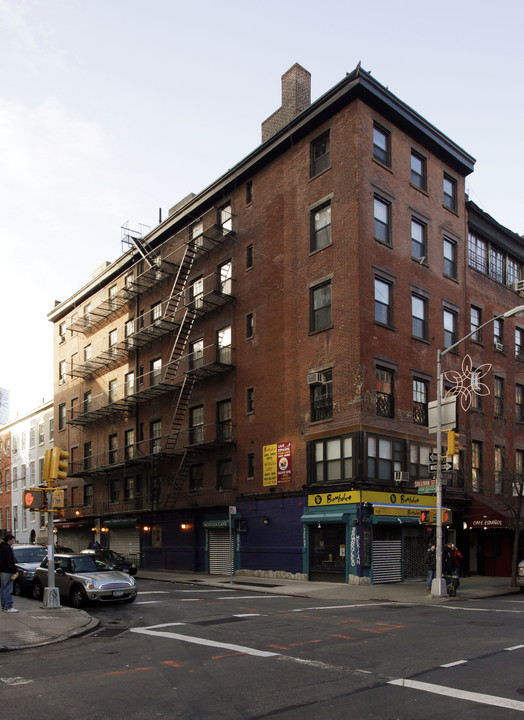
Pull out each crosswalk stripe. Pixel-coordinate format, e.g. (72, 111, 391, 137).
(389, 678, 524, 712)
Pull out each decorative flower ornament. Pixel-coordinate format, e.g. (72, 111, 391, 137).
(443, 353, 492, 411)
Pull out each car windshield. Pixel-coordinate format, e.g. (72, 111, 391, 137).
(13, 547, 47, 563)
(105, 551, 124, 562)
(70, 556, 112, 573)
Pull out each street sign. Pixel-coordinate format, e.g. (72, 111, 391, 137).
(429, 452, 439, 462)
(429, 462, 453, 472)
(414, 479, 435, 487)
(418, 485, 437, 494)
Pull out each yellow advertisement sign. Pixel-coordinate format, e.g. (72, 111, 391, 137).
(308, 490, 437, 507)
(373, 506, 426, 518)
(308, 491, 361, 506)
(263, 444, 278, 486)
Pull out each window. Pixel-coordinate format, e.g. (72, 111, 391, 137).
(411, 218, 426, 260)
(191, 220, 204, 248)
(516, 385, 524, 422)
(58, 360, 66, 383)
(373, 124, 390, 165)
(108, 434, 118, 464)
(310, 369, 333, 421)
(443, 174, 457, 211)
(125, 319, 135, 338)
(376, 368, 394, 418)
(246, 313, 254, 339)
(311, 203, 331, 251)
(83, 483, 93, 506)
(516, 328, 524, 358)
(494, 318, 503, 347)
(247, 388, 254, 414)
(443, 237, 457, 279)
(217, 459, 233, 490)
(219, 261, 232, 295)
(151, 301, 162, 323)
(411, 150, 426, 190)
(150, 420, 162, 453)
(110, 478, 119, 502)
(125, 429, 135, 460)
(247, 453, 255, 479)
(108, 379, 117, 404)
(489, 248, 504, 283)
(217, 399, 232, 441)
(125, 371, 135, 396)
(471, 368, 482, 411)
(84, 344, 92, 362)
(312, 435, 353, 483)
(83, 442, 92, 471)
(494, 446, 504, 494)
(124, 477, 136, 501)
(83, 391, 91, 414)
(150, 357, 161, 386)
(246, 180, 253, 204)
(219, 203, 232, 233)
(246, 244, 253, 269)
(58, 403, 66, 431)
(189, 406, 204, 444)
(189, 464, 204, 491)
(494, 377, 504, 416)
(310, 132, 330, 176)
(413, 379, 428, 425)
(412, 295, 427, 340)
(217, 326, 232, 364)
(410, 444, 431, 479)
(468, 233, 487, 273)
(443, 308, 457, 349)
(516, 451, 524, 496)
(310, 281, 332, 332)
(507, 258, 519, 287)
(190, 275, 204, 309)
(470, 306, 482, 342)
(368, 436, 403, 481)
(189, 339, 204, 370)
(37, 424, 44, 445)
(374, 278, 392, 325)
(374, 196, 391, 244)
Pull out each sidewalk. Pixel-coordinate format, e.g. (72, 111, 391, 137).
(0, 574, 520, 652)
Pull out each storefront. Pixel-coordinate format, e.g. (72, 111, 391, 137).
(301, 490, 439, 584)
(465, 493, 515, 576)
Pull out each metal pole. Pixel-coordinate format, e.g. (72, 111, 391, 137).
(432, 350, 447, 596)
(43, 495, 61, 608)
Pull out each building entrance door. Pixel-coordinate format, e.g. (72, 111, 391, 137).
(309, 523, 346, 583)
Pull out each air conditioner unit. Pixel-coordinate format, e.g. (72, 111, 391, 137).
(394, 471, 409, 484)
(153, 446, 162, 454)
(512, 280, 524, 293)
(495, 342, 504, 352)
(57, 335, 65, 344)
(307, 372, 326, 385)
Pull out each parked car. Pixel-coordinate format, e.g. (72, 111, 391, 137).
(517, 559, 524, 592)
(12, 544, 48, 596)
(33, 554, 137, 608)
(80, 548, 137, 575)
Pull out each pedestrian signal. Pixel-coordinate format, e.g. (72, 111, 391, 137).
(47, 447, 69, 486)
(419, 509, 435, 523)
(50, 489, 65, 509)
(442, 509, 452, 524)
(23, 488, 46, 511)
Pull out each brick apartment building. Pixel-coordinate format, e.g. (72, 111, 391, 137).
(47, 64, 524, 582)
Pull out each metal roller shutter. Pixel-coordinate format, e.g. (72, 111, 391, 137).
(109, 528, 140, 560)
(208, 529, 233, 575)
(372, 527, 402, 584)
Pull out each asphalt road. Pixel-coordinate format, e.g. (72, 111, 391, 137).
(1, 578, 523, 719)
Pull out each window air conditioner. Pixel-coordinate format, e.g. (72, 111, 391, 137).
(394, 471, 409, 484)
(495, 342, 504, 352)
(57, 335, 65, 344)
(307, 372, 326, 385)
(512, 280, 524, 293)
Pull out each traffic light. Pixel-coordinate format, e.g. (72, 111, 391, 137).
(447, 430, 459, 455)
(47, 447, 69, 486)
(419, 509, 435, 524)
(42, 449, 52, 483)
(23, 488, 46, 511)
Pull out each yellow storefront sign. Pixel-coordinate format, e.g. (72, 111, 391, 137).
(373, 506, 426, 518)
(308, 490, 437, 508)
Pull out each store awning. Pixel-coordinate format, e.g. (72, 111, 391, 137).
(466, 494, 514, 530)
(102, 516, 139, 528)
(301, 511, 350, 524)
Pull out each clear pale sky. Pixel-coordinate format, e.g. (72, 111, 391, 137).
(1, 0, 523, 419)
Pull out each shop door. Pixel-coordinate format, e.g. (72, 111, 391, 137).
(309, 524, 346, 583)
(208, 529, 233, 575)
(372, 526, 402, 583)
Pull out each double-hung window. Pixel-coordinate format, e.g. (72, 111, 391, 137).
(376, 368, 394, 418)
(411, 150, 426, 190)
(443, 237, 457, 278)
(375, 278, 392, 326)
(411, 218, 426, 260)
(310, 369, 333, 421)
(311, 203, 331, 251)
(494, 376, 504, 416)
(373, 124, 390, 165)
(310, 132, 330, 176)
(216, 399, 232, 442)
(312, 436, 353, 483)
(470, 306, 482, 342)
(443, 308, 457, 349)
(189, 339, 204, 370)
(310, 281, 332, 332)
(368, 436, 403, 481)
(189, 406, 204, 445)
(374, 196, 391, 244)
(516, 328, 524, 358)
(472, 441, 482, 492)
(468, 233, 487, 273)
(412, 295, 427, 340)
(443, 174, 457, 211)
(217, 326, 232, 364)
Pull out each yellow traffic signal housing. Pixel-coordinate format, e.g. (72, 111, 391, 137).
(442, 509, 452, 524)
(50, 489, 65, 509)
(42, 449, 52, 483)
(23, 488, 46, 511)
(419, 509, 436, 524)
(447, 430, 460, 456)
(47, 447, 69, 486)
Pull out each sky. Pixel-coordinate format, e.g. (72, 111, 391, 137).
(1, 0, 523, 420)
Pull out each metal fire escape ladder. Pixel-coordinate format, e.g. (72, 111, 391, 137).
(163, 244, 197, 324)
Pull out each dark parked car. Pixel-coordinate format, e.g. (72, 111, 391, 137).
(33, 554, 137, 608)
(12, 544, 48, 595)
(517, 559, 524, 593)
(81, 548, 137, 575)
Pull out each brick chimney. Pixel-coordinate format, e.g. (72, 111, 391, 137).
(261, 64, 311, 142)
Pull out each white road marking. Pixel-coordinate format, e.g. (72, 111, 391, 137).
(439, 605, 523, 613)
(389, 678, 524, 712)
(130, 624, 278, 657)
(137, 591, 170, 594)
(174, 589, 227, 593)
(292, 603, 387, 612)
(1, 677, 33, 686)
(217, 595, 281, 600)
(134, 601, 161, 605)
(441, 660, 467, 667)
(506, 644, 524, 651)
(234, 613, 262, 617)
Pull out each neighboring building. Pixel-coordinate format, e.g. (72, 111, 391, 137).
(0, 400, 54, 542)
(0, 387, 9, 424)
(47, 63, 523, 581)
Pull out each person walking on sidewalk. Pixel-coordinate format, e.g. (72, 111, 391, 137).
(426, 544, 436, 593)
(0, 534, 19, 613)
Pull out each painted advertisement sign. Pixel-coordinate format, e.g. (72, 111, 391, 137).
(263, 442, 292, 486)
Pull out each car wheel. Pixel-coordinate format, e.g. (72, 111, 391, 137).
(70, 587, 86, 609)
(32, 580, 44, 601)
(13, 578, 22, 596)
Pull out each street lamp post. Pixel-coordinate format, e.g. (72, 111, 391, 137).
(432, 304, 524, 597)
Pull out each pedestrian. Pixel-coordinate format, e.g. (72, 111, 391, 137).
(442, 541, 455, 575)
(0, 534, 20, 613)
(426, 544, 436, 594)
(452, 544, 463, 587)
(92, 540, 101, 549)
